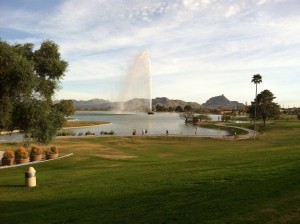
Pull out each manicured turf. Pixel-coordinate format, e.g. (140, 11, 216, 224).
(0, 121, 299, 223)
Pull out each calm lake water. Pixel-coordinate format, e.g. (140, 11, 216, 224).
(0, 112, 228, 142)
(68, 111, 228, 136)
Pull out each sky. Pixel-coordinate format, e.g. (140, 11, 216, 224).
(1, 0, 300, 107)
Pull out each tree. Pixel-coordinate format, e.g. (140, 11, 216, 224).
(0, 40, 68, 144)
(251, 74, 262, 136)
(0, 41, 35, 131)
(168, 107, 174, 112)
(155, 104, 168, 112)
(179, 112, 195, 123)
(184, 105, 192, 112)
(55, 100, 75, 117)
(221, 114, 232, 122)
(175, 106, 183, 112)
(248, 90, 280, 127)
(34, 41, 68, 102)
(197, 114, 212, 122)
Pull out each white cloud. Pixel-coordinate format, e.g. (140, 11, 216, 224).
(1, 0, 300, 106)
(225, 4, 240, 18)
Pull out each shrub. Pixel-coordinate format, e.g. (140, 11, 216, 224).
(108, 131, 116, 135)
(85, 131, 95, 135)
(100, 131, 116, 135)
(221, 115, 232, 122)
(3, 150, 15, 159)
(15, 147, 29, 159)
(46, 146, 58, 155)
(297, 113, 300, 120)
(193, 116, 199, 123)
(197, 114, 212, 122)
(56, 130, 75, 136)
(30, 145, 43, 155)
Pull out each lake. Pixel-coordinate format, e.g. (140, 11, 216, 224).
(68, 111, 228, 136)
(0, 112, 228, 142)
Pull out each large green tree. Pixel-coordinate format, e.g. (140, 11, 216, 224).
(55, 100, 75, 117)
(248, 89, 280, 127)
(0, 40, 68, 144)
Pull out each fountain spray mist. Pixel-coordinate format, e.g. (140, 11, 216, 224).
(119, 49, 152, 112)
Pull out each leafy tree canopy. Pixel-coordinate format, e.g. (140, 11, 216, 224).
(175, 106, 183, 112)
(248, 89, 280, 127)
(184, 105, 192, 112)
(55, 100, 75, 117)
(251, 74, 262, 85)
(0, 39, 69, 144)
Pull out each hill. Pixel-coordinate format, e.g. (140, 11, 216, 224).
(202, 94, 244, 109)
(68, 95, 243, 111)
(72, 99, 112, 110)
(70, 97, 201, 111)
(152, 97, 201, 109)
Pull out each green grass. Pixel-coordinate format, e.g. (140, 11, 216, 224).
(0, 121, 300, 223)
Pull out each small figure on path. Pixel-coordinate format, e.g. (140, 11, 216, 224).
(166, 130, 169, 135)
(133, 129, 136, 135)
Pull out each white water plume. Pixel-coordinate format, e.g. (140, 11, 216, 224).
(119, 49, 152, 112)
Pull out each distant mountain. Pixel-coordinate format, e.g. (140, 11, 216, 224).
(152, 97, 201, 109)
(202, 95, 244, 109)
(72, 99, 112, 110)
(70, 97, 201, 111)
(124, 97, 202, 111)
(67, 95, 243, 111)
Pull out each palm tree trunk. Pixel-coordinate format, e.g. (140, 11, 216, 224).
(254, 84, 257, 139)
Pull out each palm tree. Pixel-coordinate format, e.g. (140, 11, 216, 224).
(251, 74, 262, 139)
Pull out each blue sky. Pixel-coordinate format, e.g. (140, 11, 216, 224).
(1, 0, 300, 107)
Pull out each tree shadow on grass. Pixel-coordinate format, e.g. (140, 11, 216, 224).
(0, 184, 25, 188)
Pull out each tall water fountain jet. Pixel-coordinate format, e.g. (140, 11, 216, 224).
(120, 49, 153, 113)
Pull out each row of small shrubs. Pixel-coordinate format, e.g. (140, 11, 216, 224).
(1, 145, 59, 166)
(3, 145, 57, 158)
(77, 131, 116, 136)
(56, 130, 76, 136)
(57, 130, 116, 137)
(85, 131, 95, 136)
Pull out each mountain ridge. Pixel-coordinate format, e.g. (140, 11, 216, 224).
(67, 95, 244, 110)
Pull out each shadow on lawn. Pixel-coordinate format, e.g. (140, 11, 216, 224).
(0, 184, 25, 188)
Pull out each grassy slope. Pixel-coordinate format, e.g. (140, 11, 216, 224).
(0, 121, 299, 223)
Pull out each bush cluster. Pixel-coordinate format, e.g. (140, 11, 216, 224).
(100, 131, 116, 135)
(46, 146, 58, 155)
(56, 130, 76, 136)
(14, 147, 29, 159)
(30, 145, 43, 155)
(2, 150, 14, 159)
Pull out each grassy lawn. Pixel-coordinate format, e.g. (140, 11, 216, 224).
(0, 121, 299, 223)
